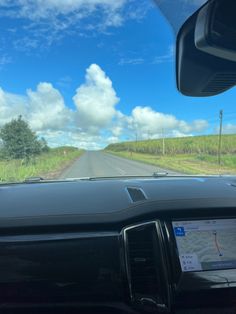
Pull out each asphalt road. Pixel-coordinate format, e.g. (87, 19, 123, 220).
(59, 151, 178, 179)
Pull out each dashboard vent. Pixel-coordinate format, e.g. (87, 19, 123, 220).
(126, 187, 147, 202)
(123, 222, 170, 311)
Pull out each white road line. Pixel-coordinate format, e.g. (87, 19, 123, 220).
(114, 166, 126, 175)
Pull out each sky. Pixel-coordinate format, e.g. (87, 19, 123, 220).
(0, 0, 236, 149)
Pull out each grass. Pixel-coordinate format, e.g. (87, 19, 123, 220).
(0, 147, 84, 182)
(106, 134, 236, 155)
(105, 134, 236, 175)
(105, 151, 236, 175)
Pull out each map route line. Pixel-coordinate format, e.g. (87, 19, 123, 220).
(213, 231, 223, 257)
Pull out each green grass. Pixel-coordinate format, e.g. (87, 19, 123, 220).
(107, 151, 236, 175)
(105, 134, 236, 175)
(0, 147, 84, 182)
(106, 134, 236, 155)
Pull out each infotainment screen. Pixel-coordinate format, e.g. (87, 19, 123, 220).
(172, 219, 236, 272)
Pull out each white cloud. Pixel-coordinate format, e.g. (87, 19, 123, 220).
(189, 119, 209, 132)
(73, 64, 119, 132)
(132, 106, 177, 130)
(106, 136, 120, 144)
(0, 0, 152, 54)
(153, 45, 174, 64)
(111, 126, 123, 137)
(0, 0, 128, 51)
(0, 0, 126, 22)
(26, 82, 72, 131)
(0, 63, 209, 148)
(0, 82, 71, 132)
(37, 129, 105, 150)
(125, 106, 208, 140)
(171, 130, 192, 138)
(0, 54, 12, 66)
(221, 123, 236, 134)
(126, 0, 153, 20)
(0, 88, 26, 125)
(118, 58, 144, 65)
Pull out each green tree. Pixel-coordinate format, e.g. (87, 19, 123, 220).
(39, 137, 50, 153)
(0, 116, 42, 160)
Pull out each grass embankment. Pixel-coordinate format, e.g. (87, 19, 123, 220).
(0, 147, 84, 182)
(105, 134, 236, 175)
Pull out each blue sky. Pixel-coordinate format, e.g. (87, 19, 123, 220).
(0, 0, 236, 149)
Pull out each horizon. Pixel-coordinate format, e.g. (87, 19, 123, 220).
(1, 0, 236, 150)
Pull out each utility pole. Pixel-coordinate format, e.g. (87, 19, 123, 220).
(218, 110, 223, 167)
(162, 128, 165, 155)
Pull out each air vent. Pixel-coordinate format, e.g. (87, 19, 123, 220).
(123, 222, 170, 311)
(126, 187, 147, 202)
(203, 72, 236, 93)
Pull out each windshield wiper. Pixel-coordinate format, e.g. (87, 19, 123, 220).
(153, 171, 169, 177)
(24, 176, 45, 183)
(24, 173, 169, 183)
(69, 173, 171, 181)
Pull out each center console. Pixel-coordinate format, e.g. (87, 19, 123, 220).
(123, 218, 236, 312)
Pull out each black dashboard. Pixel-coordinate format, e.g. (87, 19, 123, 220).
(0, 176, 236, 313)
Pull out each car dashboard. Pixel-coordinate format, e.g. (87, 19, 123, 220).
(0, 176, 236, 313)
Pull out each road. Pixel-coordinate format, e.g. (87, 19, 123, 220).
(59, 151, 178, 179)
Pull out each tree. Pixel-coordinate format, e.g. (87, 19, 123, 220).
(39, 137, 50, 153)
(0, 116, 42, 160)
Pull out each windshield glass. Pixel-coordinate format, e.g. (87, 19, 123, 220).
(155, 0, 207, 32)
(0, 0, 236, 182)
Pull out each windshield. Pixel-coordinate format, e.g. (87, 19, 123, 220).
(155, 0, 207, 32)
(0, 0, 236, 182)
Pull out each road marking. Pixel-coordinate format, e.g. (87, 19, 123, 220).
(115, 166, 126, 175)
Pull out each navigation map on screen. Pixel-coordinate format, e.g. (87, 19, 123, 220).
(172, 219, 236, 272)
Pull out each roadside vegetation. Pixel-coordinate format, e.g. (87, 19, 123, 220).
(0, 116, 83, 182)
(0, 147, 84, 182)
(105, 135, 236, 175)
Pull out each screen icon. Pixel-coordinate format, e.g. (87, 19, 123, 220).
(174, 226, 185, 236)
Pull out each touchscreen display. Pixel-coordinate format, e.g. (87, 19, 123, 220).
(172, 219, 236, 272)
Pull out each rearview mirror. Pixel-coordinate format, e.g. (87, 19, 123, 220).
(176, 0, 236, 97)
(195, 0, 236, 62)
